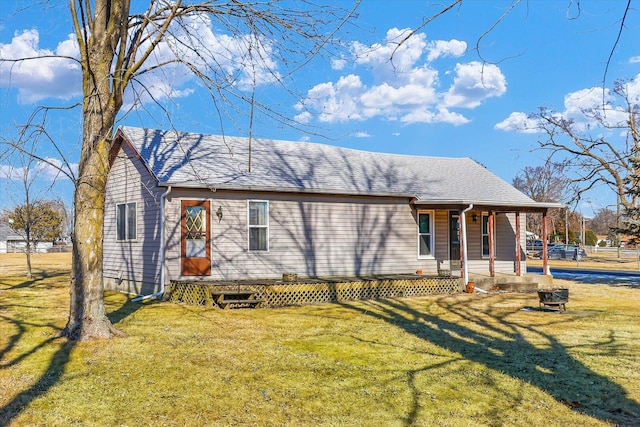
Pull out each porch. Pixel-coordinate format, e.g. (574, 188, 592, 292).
(167, 274, 458, 308)
(165, 271, 551, 309)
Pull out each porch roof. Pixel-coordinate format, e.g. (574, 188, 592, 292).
(115, 126, 562, 211)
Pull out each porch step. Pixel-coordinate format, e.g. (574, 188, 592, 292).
(218, 299, 263, 309)
(495, 282, 539, 293)
(211, 290, 262, 309)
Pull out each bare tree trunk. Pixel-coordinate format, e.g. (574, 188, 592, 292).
(62, 0, 127, 340)
(62, 127, 122, 339)
(57, 0, 358, 340)
(25, 248, 32, 279)
(62, 142, 115, 339)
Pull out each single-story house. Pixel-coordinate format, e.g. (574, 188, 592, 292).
(105, 126, 561, 299)
(0, 222, 53, 254)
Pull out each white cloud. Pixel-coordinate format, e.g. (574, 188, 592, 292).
(443, 62, 506, 108)
(494, 112, 541, 133)
(124, 13, 281, 108)
(401, 107, 469, 125)
(629, 55, 640, 64)
(0, 29, 82, 103)
(165, 14, 280, 89)
(0, 164, 22, 180)
(34, 157, 78, 181)
(295, 27, 503, 126)
(294, 110, 312, 124)
(426, 39, 467, 61)
(297, 75, 366, 123)
(0, 158, 77, 182)
(331, 57, 348, 70)
(353, 131, 371, 138)
(2, 13, 282, 107)
(496, 73, 640, 133)
(623, 74, 640, 103)
(352, 28, 425, 78)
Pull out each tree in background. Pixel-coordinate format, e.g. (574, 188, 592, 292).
(3, 201, 63, 278)
(530, 78, 639, 214)
(615, 144, 640, 246)
(590, 207, 619, 245)
(584, 229, 598, 247)
(512, 160, 572, 239)
(0, 131, 69, 277)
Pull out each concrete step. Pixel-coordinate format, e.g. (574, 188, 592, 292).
(495, 282, 539, 293)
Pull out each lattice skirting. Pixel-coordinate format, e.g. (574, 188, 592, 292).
(166, 277, 459, 308)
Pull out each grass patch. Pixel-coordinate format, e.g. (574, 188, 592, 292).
(1, 254, 639, 426)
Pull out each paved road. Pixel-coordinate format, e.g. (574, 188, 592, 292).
(527, 266, 640, 285)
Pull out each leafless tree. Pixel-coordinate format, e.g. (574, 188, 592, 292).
(615, 143, 640, 246)
(530, 79, 639, 212)
(512, 160, 573, 238)
(1, 0, 361, 340)
(0, 133, 65, 277)
(590, 207, 618, 237)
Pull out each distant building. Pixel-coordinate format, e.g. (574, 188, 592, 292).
(0, 221, 53, 253)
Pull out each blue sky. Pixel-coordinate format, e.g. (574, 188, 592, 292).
(1, 0, 639, 217)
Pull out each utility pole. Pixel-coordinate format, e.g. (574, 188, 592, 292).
(617, 194, 621, 259)
(565, 208, 568, 244)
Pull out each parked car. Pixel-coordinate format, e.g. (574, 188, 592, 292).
(526, 239, 544, 252)
(547, 244, 587, 260)
(526, 240, 556, 257)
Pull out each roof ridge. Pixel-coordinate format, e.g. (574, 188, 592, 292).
(116, 126, 557, 209)
(118, 125, 468, 161)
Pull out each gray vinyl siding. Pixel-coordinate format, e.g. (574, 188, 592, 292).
(103, 143, 164, 295)
(164, 190, 436, 281)
(163, 192, 527, 282)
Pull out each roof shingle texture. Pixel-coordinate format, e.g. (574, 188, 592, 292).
(119, 126, 536, 206)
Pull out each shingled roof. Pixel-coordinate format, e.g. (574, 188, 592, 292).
(116, 126, 560, 210)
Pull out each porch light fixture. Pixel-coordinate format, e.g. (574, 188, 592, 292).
(472, 214, 478, 223)
(216, 206, 223, 222)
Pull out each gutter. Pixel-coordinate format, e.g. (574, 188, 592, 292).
(132, 185, 172, 303)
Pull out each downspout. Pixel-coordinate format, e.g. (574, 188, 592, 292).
(133, 185, 172, 302)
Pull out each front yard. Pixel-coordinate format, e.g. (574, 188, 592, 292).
(1, 253, 639, 426)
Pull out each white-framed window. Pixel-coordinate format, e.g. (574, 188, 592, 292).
(417, 210, 434, 258)
(482, 213, 490, 258)
(248, 200, 268, 251)
(116, 202, 137, 241)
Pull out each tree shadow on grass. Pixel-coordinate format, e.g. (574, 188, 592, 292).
(107, 296, 145, 325)
(342, 296, 640, 426)
(0, 279, 144, 425)
(0, 339, 74, 426)
(1, 270, 70, 291)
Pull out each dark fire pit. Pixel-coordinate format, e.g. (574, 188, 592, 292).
(537, 288, 569, 311)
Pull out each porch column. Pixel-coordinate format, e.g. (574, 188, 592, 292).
(488, 211, 495, 277)
(459, 209, 467, 283)
(515, 211, 521, 276)
(542, 209, 550, 275)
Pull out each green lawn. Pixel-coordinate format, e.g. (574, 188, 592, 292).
(1, 254, 639, 426)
